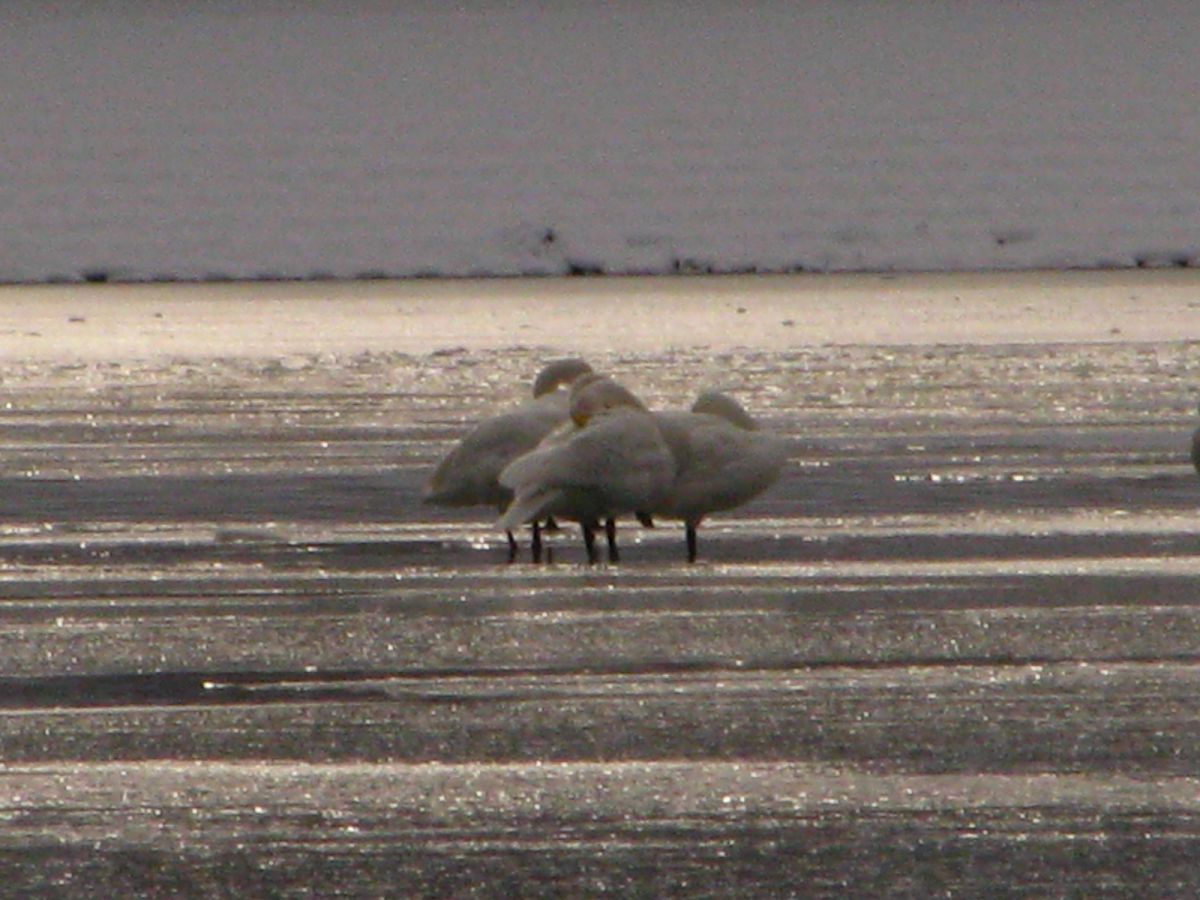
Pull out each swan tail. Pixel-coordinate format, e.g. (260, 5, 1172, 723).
(499, 488, 562, 533)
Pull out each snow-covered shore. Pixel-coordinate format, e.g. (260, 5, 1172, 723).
(2, 1, 1198, 283)
(3, 270, 1200, 363)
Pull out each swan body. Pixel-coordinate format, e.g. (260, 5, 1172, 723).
(651, 391, 789, 562)
(424, 358, 593, 558)
(499, 377, 675, 562)
(423, 358, 593, 508)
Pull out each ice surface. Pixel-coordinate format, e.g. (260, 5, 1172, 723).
(2, 275, 1200, 894)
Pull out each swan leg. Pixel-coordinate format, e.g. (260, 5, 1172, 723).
(581, 521, 598, 564)
(605, 517, 619, 564)
(686, 523, 698, 564)
(531, 520, 543, 564)
(506, 529, 518, 563)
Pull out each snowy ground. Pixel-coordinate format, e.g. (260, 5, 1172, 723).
(3, 1, 1199, 282)
(5, 269, 1200, 363)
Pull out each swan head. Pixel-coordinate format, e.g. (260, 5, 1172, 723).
(691, 391, 757, 430)
(569, 376, 647, 427)
(531, 358, 594, 397)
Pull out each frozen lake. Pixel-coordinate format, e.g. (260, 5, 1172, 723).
(1, 272, 1200, 895)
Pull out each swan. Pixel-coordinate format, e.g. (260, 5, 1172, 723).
(650, 391, 789, 562)
(423, 358, 593, 559)
(498, 376, 675, 563)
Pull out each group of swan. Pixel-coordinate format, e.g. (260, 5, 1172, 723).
(424, 359, 789, 563)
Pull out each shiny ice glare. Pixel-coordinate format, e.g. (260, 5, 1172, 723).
(894, 471, 1046, 484)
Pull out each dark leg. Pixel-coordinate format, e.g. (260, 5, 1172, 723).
(605, 517, 619, 563)
(506, 529, 518, 563)
(531, 520, 543, 564)
(686, 523, 698, 564)
(544, 516, 560, 532)
(636, 511, 654, 528)
(581, 521, 598, 564)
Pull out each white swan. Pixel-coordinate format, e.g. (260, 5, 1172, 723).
(498, 376, 675, 563)
(423, 358, 593, 559)
(650, 391, 789, 562)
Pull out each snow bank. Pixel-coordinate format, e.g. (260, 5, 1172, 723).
(5, 271, 1200, 363)
(2, 1, 1198, 282)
